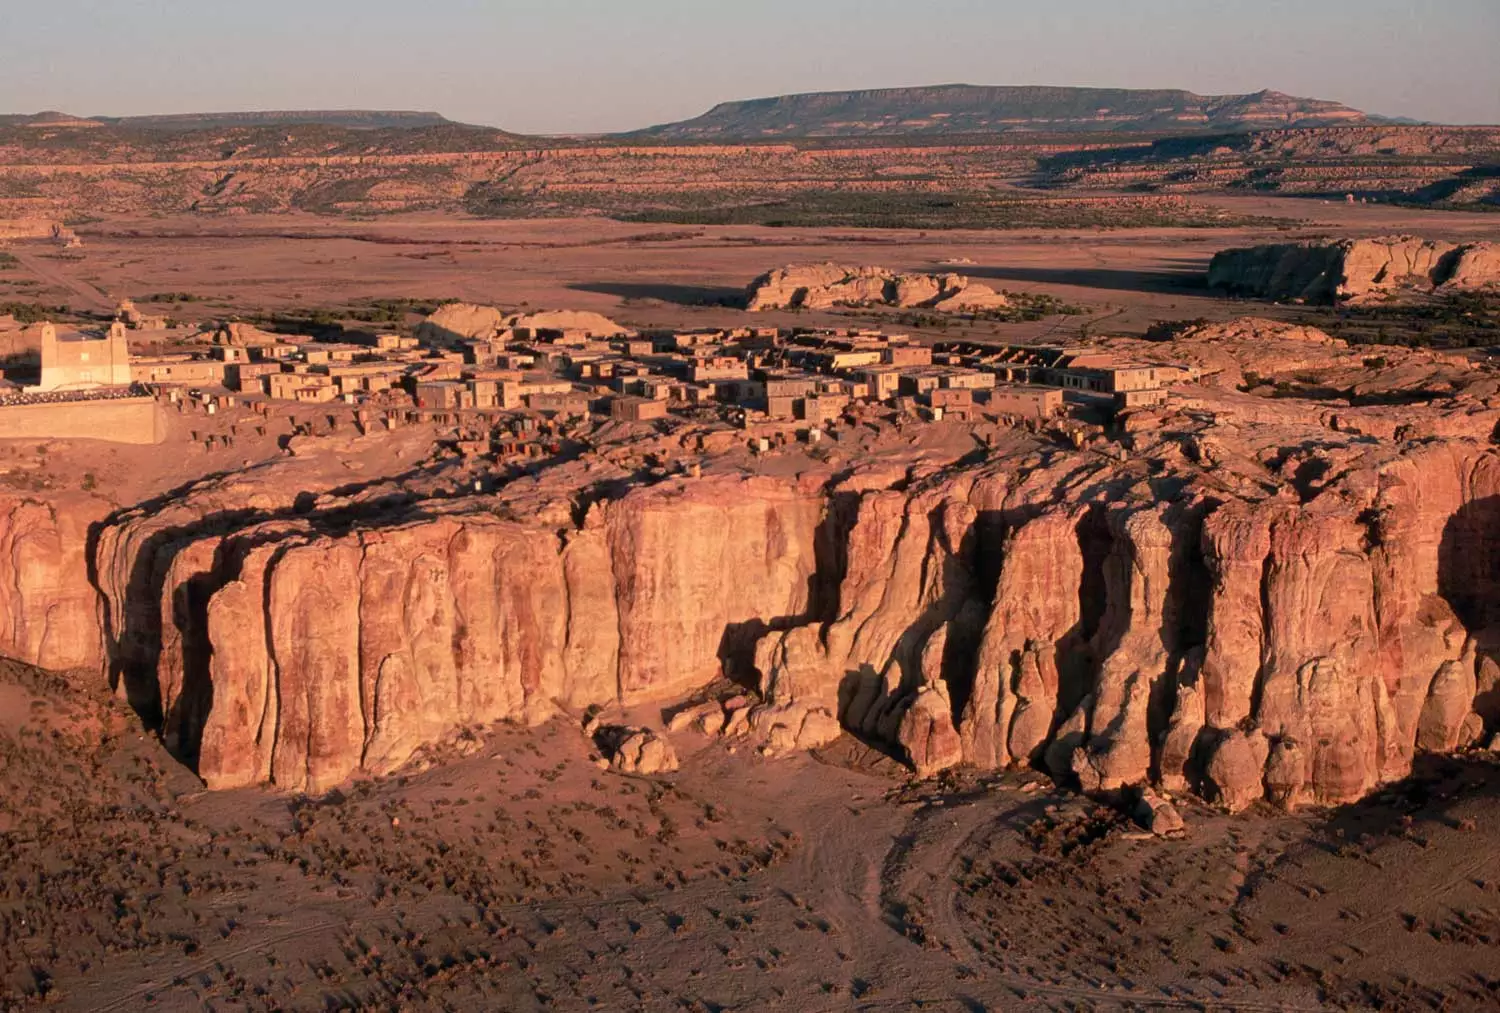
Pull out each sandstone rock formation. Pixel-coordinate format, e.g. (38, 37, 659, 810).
(0, 494, 107, 675)
(129, 435, 1500, 802)
(1208, 236, 1500, 303)
(1133, 788, 1185, 836)
(202, 321, 293, 347)
(597, 725, 679, 775)
(416, 305, 630, 346)
(87, 472, 825, 792)
(506, 310, 630, 338)
(414, 303, 508, 344)
(5, 321, 1499, 812)
(746, 263, 1010, 312)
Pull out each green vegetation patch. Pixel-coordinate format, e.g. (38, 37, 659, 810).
(0, 301, 72, 324)
(614, 190, 1297, 231)
(1290, 293, 1500, 349)
(890, 291, 1087, 327)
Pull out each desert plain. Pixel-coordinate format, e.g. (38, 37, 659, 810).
(2, 134, 1500, 1013)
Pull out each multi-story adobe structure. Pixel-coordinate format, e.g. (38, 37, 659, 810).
(29, 322, 132, 392)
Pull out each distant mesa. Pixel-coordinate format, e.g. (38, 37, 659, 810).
(1208, 236, 1500, 303)
(631, 85, 1376, 140)
(746, 263, 1010, 312)
(0, 110, 457, 131)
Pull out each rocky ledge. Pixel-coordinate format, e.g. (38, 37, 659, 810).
(1, 321, 1498, 813)
(1208, 236, 1500, 304)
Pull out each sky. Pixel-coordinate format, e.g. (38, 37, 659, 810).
(2, 0, 1496, 132)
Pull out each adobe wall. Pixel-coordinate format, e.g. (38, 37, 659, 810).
(0, 397, 164, 444)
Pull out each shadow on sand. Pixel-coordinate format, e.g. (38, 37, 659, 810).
(961, 263, 1211, 297)
(568, 282, 746, 308)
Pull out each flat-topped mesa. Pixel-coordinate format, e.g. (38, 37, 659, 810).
(6, 319, 1500, 809)
(1207, 236, 1500, 303)
(746, 263, 1010, 312)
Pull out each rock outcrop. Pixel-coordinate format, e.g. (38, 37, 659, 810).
(597, 725, 679, 775)
(200, 321, 297, 347)
(414, 303, 509, 344)
(1208, 236, 1500, 303)
(0, 495, 106, 675)
(71, 428, 1500, 803)
(416, 305, 630, 346)
(746, 263, 1010, 312)
(88, 474, 826, 792)
(506, 310, 630, 338)
(5, 323, 1499, 809)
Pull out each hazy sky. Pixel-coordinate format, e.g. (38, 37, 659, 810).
(3, 0, 1496, 132)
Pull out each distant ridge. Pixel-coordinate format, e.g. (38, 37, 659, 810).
(0, 110, 459, 131)
(629, 84, 1379, 139)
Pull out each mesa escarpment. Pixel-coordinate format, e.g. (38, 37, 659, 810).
(0, 320, 1492, 811)
(83, 462, 831, 792)
(4, 120, 1494, 220)
(633, 85, 1372, 140)
(1208, 235, 1500, 303)
(1037, 126, 1500, 210)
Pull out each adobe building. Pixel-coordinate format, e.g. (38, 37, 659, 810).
(30, 322, 132, 392)
(130, 355, 227, 386)
(610, 396, 668, 422)
(987, 384, 1064, 419)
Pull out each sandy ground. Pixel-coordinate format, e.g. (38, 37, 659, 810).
(3, 197, 1497, 349)
(2, 659, 1499, 1012)
(5, 203, 1500, 1010)
(2, 657, 1500, 1013)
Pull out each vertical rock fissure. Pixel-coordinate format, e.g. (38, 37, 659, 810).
(260, 542, 294, 788)
(1249, 544, 1276, 729)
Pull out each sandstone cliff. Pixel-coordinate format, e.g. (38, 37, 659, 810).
(0, 494, 107, 675)
(4, 324, 1499, 811)
(88, 474, 827, 792)
(1208, 236, 1500, 303)
(76, 422, 1500, 808)
(746, 263, 1010, 312)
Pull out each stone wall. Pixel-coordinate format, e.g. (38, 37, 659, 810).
(0, 397, 164, 444)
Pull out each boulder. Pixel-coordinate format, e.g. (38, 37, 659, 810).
(598, 726, 679, 776)
(1203, 729, 1269, 812)
(1133, 788, 1186, 836)
(897, 684, 963, 778)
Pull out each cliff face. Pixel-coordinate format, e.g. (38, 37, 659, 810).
(0, 494, 106, 674)
(749, 443, 1500, 808)
(1207, 237, 1500, 303)
(88, 476, 826, 792)
(634, 86, 1371, 140)
(5, 400, 1500, 808)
